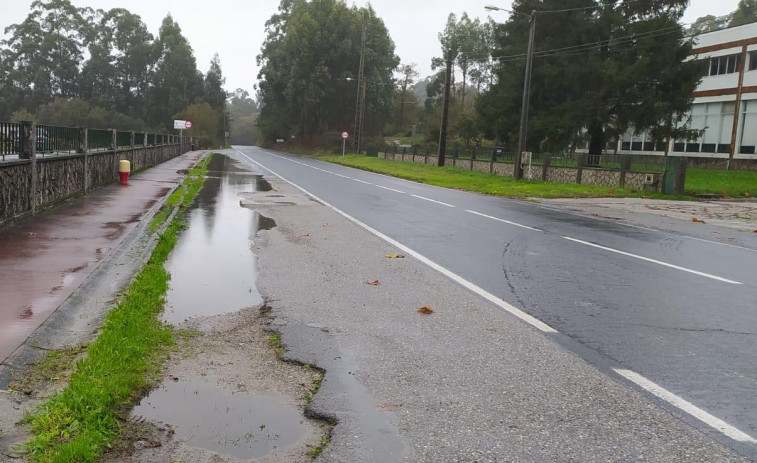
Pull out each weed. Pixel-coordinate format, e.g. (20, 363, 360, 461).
(268, 332, 281, 348)
(306, 435, 330, 458)
(303, 373, 323, 405)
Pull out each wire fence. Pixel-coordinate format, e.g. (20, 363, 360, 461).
(0, 121, 179, 162)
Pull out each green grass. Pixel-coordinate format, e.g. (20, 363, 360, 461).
(24, 155, 211, 462)
(306, 435, 330, 458)
(685, 168, 757, 198)
(320, 155, 661, 199)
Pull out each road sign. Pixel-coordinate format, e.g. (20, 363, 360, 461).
(184, 121, 193, 129)
(341, 131, 349, 139)
(173, 120, 186, 130)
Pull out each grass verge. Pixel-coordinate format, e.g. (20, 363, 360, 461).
(685, 168, 757, 198)
(318, 154, 666, 199)
(24, 154, 211, 462)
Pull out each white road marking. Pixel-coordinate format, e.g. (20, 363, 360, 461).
(466, 210, 541, 232)
(375, 185, 406, 194)
(411, 195, 455, 208)
(684, 236, 757, 253)
(563, 236, 742, 285)
(614, 369, 757, 444)
(353, 179, 372, 185)
(235, 149, 557, 334)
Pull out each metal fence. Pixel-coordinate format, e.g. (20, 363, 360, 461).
(0, 121, 178, 162)
(380, 144, 668, 173)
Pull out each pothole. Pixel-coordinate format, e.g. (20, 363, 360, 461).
(131, 376, 308, 460)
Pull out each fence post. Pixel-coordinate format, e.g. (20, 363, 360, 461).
(21, 121, 37, 214)
(143, 132, 148, 148)
(110, 129, 117, 151)
(452, 148, 458, 167)
(424, 148, 429, 164)
(577, 154, 587, 184)
(471, 147, 476, 161)
(490, 148, 496, 174)
(130, 131, 135, 147)
(80, 128, 90, 193)
(619, 155, 631, 188)
(542, 154, 551, 181)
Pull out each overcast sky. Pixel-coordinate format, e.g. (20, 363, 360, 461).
(0, 0, 741, 96)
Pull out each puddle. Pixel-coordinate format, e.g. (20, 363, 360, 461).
(132, 376, 308, 459)
(163, 154, 276, 324)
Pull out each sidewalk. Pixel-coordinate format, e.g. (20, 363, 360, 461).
(0, 150, 206, 372)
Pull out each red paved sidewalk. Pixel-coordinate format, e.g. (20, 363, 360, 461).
(0, 151, 207, 366)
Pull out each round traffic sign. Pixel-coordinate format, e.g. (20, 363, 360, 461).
(185, 121, 193, 129)
(341, 131, 349, 139)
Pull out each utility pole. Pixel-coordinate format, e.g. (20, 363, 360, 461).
(353, 21, 367, 154)
(514, 10, 536, 180)
(437, 55, 453, 167)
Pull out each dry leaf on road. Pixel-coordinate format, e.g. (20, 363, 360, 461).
(417, 306, 433, 315)
(692, 217, 706, 224)
(365, 280, 381, 286)
(385, 253, 405, 259)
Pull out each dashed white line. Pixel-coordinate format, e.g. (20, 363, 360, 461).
(375, 185, 406, 194)
(332, 173, 350, 178)
(563, 236, 742, 285)
(353, 179, 372, 185)
(614, 369, 757, 443)
(235, 149, 557, 334)
(466, 210, 541, 232)
(411, 195, 455, 208)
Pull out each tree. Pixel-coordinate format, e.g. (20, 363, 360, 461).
(178, 102, 220, 147)
(436, 13, 462, 166)
(1, 0, 88, 114)
(204, 54, 228, 144)
(395, 64, 419, 131)
(730, 0, 757, 27)
(478, 0, 703, 155)
(256, 0, 398, 144)
(455, 14, 488, 109)
(689, 14, 729, 35)
(149, 14, 203, 130)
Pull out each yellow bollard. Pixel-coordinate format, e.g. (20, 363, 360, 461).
(119, 160, 131, 185)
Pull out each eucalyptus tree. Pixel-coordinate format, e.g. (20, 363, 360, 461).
(257, 0, 398, 144)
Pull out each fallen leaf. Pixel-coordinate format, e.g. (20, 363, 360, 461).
(753, 229, 757, 233)
(385, 253, 405, 259)
(25, 232, 37, 236)
(301, 233, 310, 237)
(322, 223, 331, 227)
(692, 217, 706, 224)
(365, 280, 381, 286)
(377, 402, 397, 411)
(417, 305, 434, 315)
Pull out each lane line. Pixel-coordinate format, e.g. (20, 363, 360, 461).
(375, 185, 406, 194)
(684, 235, 757, 254)
(411, 195, 455, 208)
(466, 210, 541, 232)
(563, 236, 742, 285)
(332, 173, 350, 178)
(235, 149, 557, 334)
(353, 179, 372, 185)
(614, 369, 757, 444)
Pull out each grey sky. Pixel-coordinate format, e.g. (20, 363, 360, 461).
(0, 0, 740, 96)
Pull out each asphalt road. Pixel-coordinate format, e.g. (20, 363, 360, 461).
(233, 145, 757, 457)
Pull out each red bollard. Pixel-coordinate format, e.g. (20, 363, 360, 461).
(119, 160, 130, 185)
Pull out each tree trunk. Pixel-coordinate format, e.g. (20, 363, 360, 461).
(588, 120, 605, 155)
(461, 68, 467, 108)
(437, 57, 453, 167)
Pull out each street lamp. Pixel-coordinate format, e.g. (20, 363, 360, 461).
(486, 4, 535, 181)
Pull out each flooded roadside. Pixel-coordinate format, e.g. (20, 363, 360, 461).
(110, 154, 327, 462)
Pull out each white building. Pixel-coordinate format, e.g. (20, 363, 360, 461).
(616, 22, 757, 160)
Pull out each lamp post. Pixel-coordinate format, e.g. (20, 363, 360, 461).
(485, 5, 535, 180)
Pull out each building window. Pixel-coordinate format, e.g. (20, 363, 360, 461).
(750, 51, 757, 71)
(707, 53, 741, 76)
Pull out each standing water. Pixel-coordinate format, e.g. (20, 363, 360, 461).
(163, 154, 274, 324)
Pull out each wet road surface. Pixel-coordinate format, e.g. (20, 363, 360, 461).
(232, 146, 757, 458)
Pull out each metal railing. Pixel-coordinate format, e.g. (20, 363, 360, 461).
(1, 122, 21, 161)
(0, 121, 182, 162)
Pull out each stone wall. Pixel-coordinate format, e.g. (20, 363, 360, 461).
(687, 157, 757, 171)
(374, 152, 661, 191)
(1, 143, 187, 225)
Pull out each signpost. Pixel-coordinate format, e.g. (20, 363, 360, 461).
(341, 131, 349, 157)
(174, 120, 193, 149)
